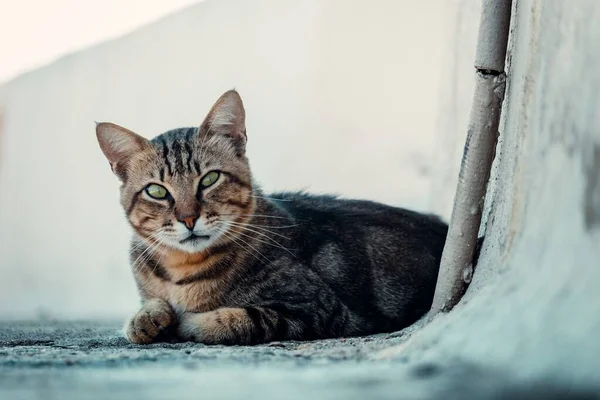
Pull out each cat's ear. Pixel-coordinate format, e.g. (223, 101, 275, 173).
(199, 90, 247, 155)
(96, 122, 152, 179)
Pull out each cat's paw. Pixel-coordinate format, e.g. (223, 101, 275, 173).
(176, 308, 249, 344)
(177, 310, 231, 344)
(125, 298, 176, 344)
(176, 312, 206, 342)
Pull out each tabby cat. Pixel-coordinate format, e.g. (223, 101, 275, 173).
(96, 90, 448, 345)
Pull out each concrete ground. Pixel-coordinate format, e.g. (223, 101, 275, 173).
(1, 321, 598, 400)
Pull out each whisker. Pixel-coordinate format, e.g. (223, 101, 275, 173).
(248, 195, 292, 202)
(129, 231, 162, 254)
(134, 244, 166, 280)
(133, 242, 172, 288)
(231, 223, 299, 229)
(131, 242, 160, 273)
(150, 240, 170, 277)
(219, 222, 296, 259)
(130, 230, 165, 252)
(214, 226, 271, 265)
(220, 214, 300, 221)
(131, 237, 160, 265)
(234, 229, 295, 258)
(224, 220, 292, 241)
(130, 230, 167, 274)
(221, 220, 300, 229)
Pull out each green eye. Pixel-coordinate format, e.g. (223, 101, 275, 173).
(200, 171, 220, 188)
(145, 184, 168, 199)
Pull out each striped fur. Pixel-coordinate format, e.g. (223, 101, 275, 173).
(97, 90, 448, 345)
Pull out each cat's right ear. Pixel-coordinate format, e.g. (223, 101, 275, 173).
(96, 122, 152, 180)
(198, 90, 247, 156)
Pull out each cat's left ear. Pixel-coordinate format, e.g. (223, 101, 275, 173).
(96, 122, 152, 179)
(199, 90, 247, 156)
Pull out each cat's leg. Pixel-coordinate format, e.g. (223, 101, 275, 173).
(125, 298, 177, 344)
(177, 307, 301, 345)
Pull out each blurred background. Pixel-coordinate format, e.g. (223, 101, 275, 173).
(0, 0, 479, 319)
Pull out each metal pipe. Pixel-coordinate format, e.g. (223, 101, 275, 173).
(430, 0, 513, 314)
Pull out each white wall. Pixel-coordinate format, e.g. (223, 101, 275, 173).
(0, 0, 472, 319)
(386, 0, 600, 386)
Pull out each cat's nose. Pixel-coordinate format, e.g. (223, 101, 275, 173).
(177, 215, 198, 230)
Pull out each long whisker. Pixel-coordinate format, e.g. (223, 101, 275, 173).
(132, 237, 175, 290)
(131, 242, 161, 274)
(131, 240, 159, 270)
(227, 222, 299, 229)
(129, 230, 165, 253)
(220, 214, 300, 220)
(134, 242, 166, 279)
(221, 220, 300, 229)
(150, 240, 170, 277)
(130, 230, 167, 273)
(129, 237, 164, 267)
(224, 220, 291, 241)
(247, 194, 292, 202)
(219, 222, 296, 259)
(216, 227, 263, 259)
(233, 229, 295, 258)
(214, 226, 271, 265)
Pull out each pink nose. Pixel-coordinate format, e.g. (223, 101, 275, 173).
(178, 216, 198, 230)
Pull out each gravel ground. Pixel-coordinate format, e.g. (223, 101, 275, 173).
(1, 321, 598, 400)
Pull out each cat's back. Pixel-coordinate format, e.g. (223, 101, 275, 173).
(266, 192, 448, 332)
(269, 191, 448, 299)
(270, 191, 447, 244)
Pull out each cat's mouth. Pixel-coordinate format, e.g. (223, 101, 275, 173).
(180, 233, 211, 244)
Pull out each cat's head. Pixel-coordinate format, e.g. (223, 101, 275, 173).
(96, 90, 254, 253)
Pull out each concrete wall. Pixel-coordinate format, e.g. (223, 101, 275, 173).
(0, 0, 466, 319)
(384, 0, 600, 387)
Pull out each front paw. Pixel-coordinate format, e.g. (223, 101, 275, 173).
(176, 312, 205, 342)
(177, 308, 250, 345)
(125, 298, 176, 344)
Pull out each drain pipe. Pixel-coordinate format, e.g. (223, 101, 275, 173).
(430, 0, 513, 314)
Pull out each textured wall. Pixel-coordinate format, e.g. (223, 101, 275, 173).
(0, 0, 461, 319)
(384, 0, 600, 387)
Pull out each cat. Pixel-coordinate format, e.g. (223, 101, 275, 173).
(96, 90, 448, 345)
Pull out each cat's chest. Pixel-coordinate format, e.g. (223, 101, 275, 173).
(141, 271, 225, 313)
(145, 253, 234, 312)
(165, 281, 222, 313)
